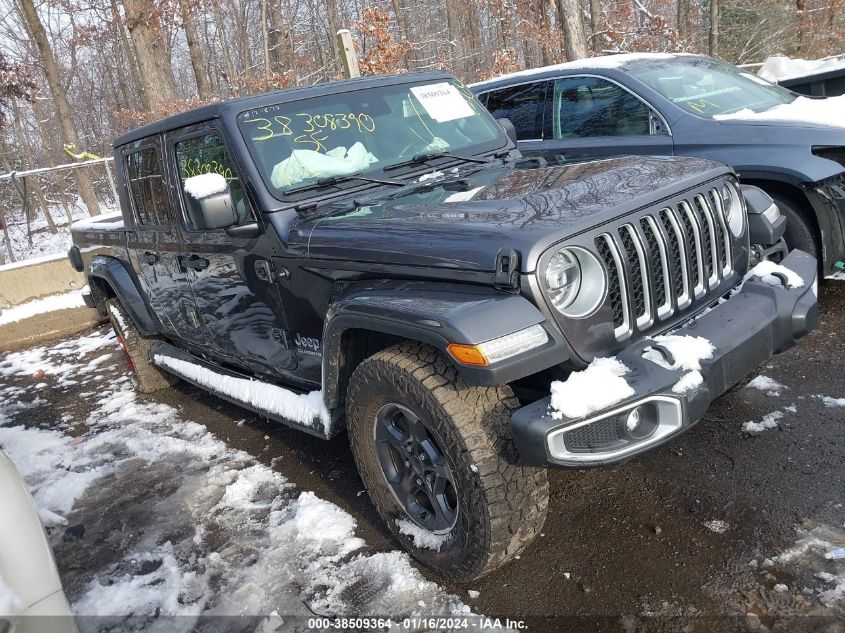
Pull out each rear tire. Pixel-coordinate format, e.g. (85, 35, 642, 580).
(771, 193, 820, 261)
(346, 341, 548, 582)
(105, 298, 177, 393)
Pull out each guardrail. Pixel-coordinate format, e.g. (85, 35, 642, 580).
(0, 157, 118, 264)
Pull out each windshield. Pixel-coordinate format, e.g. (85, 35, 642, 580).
(236, 78, 505, 197)
(628, 57, 797, 118)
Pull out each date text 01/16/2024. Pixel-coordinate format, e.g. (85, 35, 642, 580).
(305, 618, 528, 630)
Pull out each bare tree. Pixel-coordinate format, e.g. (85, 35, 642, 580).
(17, 0, 101, 215)
(554, 0, 590, 60)
(121, 0, 179, 108)
(709, 0, 719, 56)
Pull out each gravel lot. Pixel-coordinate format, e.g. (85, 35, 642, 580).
(1, 284, 844, 632)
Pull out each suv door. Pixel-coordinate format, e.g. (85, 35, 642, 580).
(123, 138, 204, 343)
(536, 75, 673, 164)
(483, 81, 550, 152)
(167, 124, 296, 377)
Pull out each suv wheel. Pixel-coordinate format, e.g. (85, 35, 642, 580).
(347, 342, 548, 582)
(105, 298, 177, 393)
(771, 193, 820, 261)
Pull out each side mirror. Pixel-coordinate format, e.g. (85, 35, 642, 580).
(183, 173, 238, 230)
(496, 117, 518, 145)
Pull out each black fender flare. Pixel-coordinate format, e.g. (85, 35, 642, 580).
(320, 280, 567, 409)
(88, 256, 158, 336)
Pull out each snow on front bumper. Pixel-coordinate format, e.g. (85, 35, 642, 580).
(510, 249, 819, 468)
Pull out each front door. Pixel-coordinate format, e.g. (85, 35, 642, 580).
(122, 138, 204, 344)
(167, 125, 295, 377)
(533, 76, 673, 165)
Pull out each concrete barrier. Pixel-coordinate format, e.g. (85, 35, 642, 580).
(0, 252, 88, 309)
(0, 253, 103, 352)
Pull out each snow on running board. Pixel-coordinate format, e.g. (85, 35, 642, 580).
(152, 354, 330, 433)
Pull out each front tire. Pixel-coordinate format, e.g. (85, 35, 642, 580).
(771, 193, 820, 261)
(105, 298, 177, 393)
(346, 342, 548, 582)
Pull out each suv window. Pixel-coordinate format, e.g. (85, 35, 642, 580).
(126, 145, 169, 226)
(174, 132, 251, 228)
(484, 82, 549, 141)
(552, 77, 650, 138)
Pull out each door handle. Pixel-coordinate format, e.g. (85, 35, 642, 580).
(141, 251, 159, 265)
(180, 255, 209, 271)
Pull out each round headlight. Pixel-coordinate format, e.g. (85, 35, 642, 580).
(722, 181, 745, 237)
(544, 247, 606, 318)
(545, 249, 581, 311)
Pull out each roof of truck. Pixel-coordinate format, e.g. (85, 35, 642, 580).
(114, 71, 455, 147)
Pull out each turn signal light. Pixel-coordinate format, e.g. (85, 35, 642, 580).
(447, 343, 489, 366)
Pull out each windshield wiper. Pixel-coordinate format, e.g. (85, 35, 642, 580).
(283, 172, 404, 196)
(383, 151, 493, 172)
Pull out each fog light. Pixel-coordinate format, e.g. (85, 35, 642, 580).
(625, 408, 642, 432)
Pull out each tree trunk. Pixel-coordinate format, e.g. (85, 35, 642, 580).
(17, 0, 101, 216)
(212, 3, 237, 91)
(676, 0, 687, 41)
(324, 0, 342, 75)
(109, 0, 145, 109)
(709, 0, 719, 56)
(390, 0, 412, 69)
(180, 1, 212, 98)
(445, 0, 460, 73)
(121, 0, 179, 108)
(554, 0, 589, 60)
(589, 0, 602, 53)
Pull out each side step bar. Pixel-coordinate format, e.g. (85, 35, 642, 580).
(149, 341, 337, 439)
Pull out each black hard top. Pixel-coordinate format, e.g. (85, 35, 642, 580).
(114, 71, 455, 148)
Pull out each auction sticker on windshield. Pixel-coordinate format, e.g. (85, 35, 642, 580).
(410, 82, 476, 123)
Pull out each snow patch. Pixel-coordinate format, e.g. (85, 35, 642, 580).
(746, 375, 787, 396)
(715, 94, 845, 129)
(703, 519, 730, 534)
(743, 260, 805, 289)
(816, 395, 845, 408)
(153, 354, 330, 432)
(0, 290, 86, 326)
(549, 356, 634, 420)
(772, 523, 845, 608)
(758, 54, 845, 83)
(742, 410, 784, 435)
(72, 212, 124, 231)
(672, 370, 703, 394)
(642, 335, 715, 372)
(183, 172, 228, 200)
(396, 519, 450, 552)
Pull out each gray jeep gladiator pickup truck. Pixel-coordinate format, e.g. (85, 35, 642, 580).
(68, 71, 818, 581)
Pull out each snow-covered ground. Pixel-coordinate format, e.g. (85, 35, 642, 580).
(0, 328, 482, 630)
(0, 196, 117, 264)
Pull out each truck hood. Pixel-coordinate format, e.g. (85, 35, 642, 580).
(289, 156, 730, 273)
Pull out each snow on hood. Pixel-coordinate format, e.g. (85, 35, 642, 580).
(714, 94, 845, 129)
(758, 55, 845, 82)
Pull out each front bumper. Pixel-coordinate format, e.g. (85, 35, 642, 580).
(511, 250, 818, 468)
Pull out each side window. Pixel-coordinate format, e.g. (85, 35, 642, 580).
(174, 132, 251, 229)
(552, 77, 650, 139)
(484, 82, 549, 141)
(126, 145, 169, 226)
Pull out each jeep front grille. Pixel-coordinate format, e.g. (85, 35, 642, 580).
(596, 187, 734, 340)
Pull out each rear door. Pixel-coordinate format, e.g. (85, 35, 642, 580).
(536, 75, 673, 164)
(166, 124, 295, 377)
(122, 138, 204, 343)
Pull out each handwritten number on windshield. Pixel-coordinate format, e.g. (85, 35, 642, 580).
(243, 112, 376, 149)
